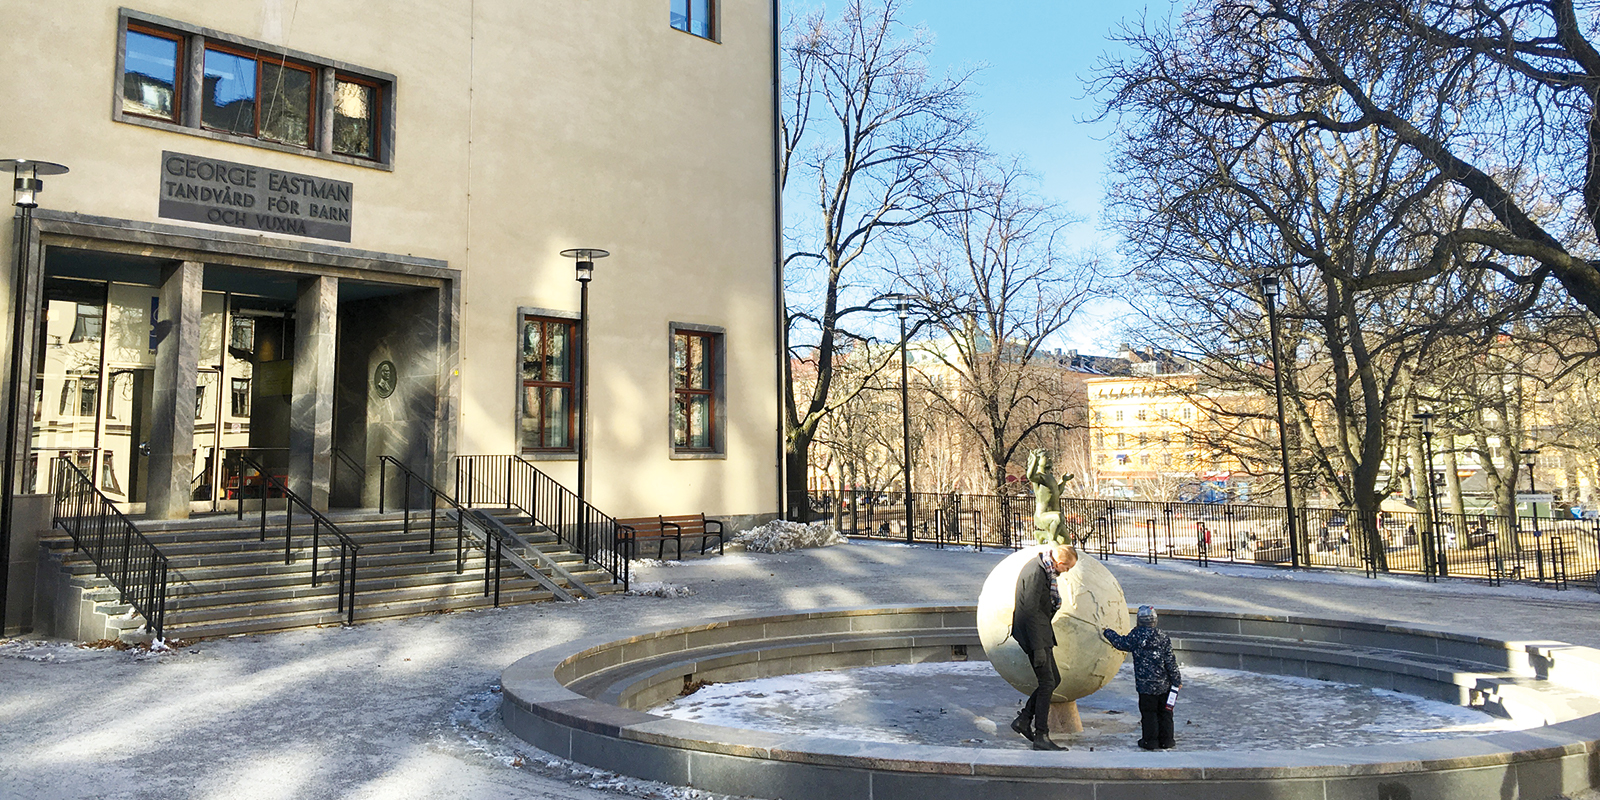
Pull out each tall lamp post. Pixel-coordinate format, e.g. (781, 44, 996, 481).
(1260, 274, 1299, 569)
(2, 158, 68, 632)
(561, 248, 609, 507)
(888, 294, 914, 544)
(1414, 411, 1445, 577)
(1521, 446, 1543, 581)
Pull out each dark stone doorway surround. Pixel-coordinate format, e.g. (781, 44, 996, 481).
(4, 210, 458, 518)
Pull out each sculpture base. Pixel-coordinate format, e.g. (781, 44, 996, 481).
(1049, 699, 1083, 734)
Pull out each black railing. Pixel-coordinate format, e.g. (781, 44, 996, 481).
(378, 456, 511, 606)
(50, 458, 171, 638)
(332, 446, 366, 482)
(455, 455, 628, 590)
(815, 488, 1600, 591)
(227, 450, 359, 625)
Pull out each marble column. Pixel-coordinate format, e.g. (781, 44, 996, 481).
(146, 260, 203, 519)
(290, 275, 338, 510)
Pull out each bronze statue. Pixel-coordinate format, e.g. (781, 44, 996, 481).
(1025, 448, 1076, 545)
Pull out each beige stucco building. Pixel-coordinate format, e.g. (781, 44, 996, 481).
(1, 1, 782, 534)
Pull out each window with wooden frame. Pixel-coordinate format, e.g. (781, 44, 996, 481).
(122, 24, 183, 122)
(520, 315, 578, 453)
(115, 12, 393, 166)
(670, 327, 723, 454)
(670, 0, 717, 40)
(331, 74, 380, 159)
(202, 44, 316, 148)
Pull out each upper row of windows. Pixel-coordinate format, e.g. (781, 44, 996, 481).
(119, 4, 714, 168)
(120, 20, 386, 163)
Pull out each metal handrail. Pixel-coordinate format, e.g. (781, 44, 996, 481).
(378, 456, 521, 606)
(332, 447, 365, 482)
(455, 454, 628, 590)
(50, 458, 170, 639)
(226, 450, 359, 625)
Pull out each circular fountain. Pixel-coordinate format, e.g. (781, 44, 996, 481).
(500, 605, 1600, 799)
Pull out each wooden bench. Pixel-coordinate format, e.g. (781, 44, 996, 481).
(615, 514, 725, 560)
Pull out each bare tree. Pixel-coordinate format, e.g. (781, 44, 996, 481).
(780, 0, 981, 518)
(898, 158, 1094, 493)
(1101, 61, 1523, 566)
(1098, 0, 1600, 319)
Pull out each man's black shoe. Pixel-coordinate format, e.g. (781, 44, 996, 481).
(1032, 734, 1066, 751)
(1160, 743, 1176, 749)
(1137, 740, 1158, 751)
(1010, 714, 1035, 742)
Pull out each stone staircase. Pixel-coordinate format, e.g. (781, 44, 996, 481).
(36, 507, 624, 642)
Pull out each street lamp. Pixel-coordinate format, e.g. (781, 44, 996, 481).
(1520, 447, 1543, 581)
(888, 294, 914, 544)
(1260, 274, 1299, 569)
(560, 248, 609, 506)
(1414, 411, 1444, 577)
(3, 158, 68, 632)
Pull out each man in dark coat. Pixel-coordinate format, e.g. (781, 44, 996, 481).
(1010, 544, 1076, 751)
(1103, 605, 1182, 750)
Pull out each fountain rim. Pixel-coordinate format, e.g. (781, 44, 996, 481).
(499, 604, 1600, 792)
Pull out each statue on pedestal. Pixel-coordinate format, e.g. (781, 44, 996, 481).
(1025, 448, 1076, 546)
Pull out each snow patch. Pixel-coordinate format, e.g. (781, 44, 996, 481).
(733, 520, 845, 553)
(444, 684, 765, 799)
(626, 582, 697, 599)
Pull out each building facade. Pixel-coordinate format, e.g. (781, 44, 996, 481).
(1, 2, 782, 531)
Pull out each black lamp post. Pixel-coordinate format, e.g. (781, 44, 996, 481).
(888, 294, 914, 544)
(2, 158, 68, 632)
(1260, 274, 1299, 569)
(1414, 411, 1445, 577)
(561, 248, 609, 506)
(1521, 446, 1543, 580)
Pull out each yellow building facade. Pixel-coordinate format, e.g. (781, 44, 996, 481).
(1, 2, 781, 523)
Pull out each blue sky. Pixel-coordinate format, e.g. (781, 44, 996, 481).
(871, 0, 1176, 353)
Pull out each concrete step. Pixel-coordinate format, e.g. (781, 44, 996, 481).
(41, 507, 622, 641)
(167, 582, 623, 640)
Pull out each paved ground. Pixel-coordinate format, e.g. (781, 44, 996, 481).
(2, 541, 1597, 800)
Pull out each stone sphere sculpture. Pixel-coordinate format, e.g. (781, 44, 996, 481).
(977, 545, 1129, 703)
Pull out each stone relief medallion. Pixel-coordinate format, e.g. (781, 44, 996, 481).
(373, 360, 397, 399)
(977, 545, 1129, 702)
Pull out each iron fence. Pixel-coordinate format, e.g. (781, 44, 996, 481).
(810, 489, 1599, 592)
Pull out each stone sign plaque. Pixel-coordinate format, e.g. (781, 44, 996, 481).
(158, 151, 353, 242)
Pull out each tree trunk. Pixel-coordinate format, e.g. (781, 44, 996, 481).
(786, 442, 813, 522)
(1442, 444, 1466, 518)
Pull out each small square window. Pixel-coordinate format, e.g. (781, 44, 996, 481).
(671, 0, 716, 40)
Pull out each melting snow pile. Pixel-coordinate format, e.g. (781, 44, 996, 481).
(626, 582, 696, 598)
(733, 520, 845, 553)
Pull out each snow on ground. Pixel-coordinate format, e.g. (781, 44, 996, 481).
(732, 520, 845, 553)
(654, 660, 1527, 752)
(5, 540, 1600, 799)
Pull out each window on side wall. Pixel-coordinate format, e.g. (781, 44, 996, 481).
(671, 0, 716, 40)
(520, 314, 578, 455)
(670, 324, 725, 457)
